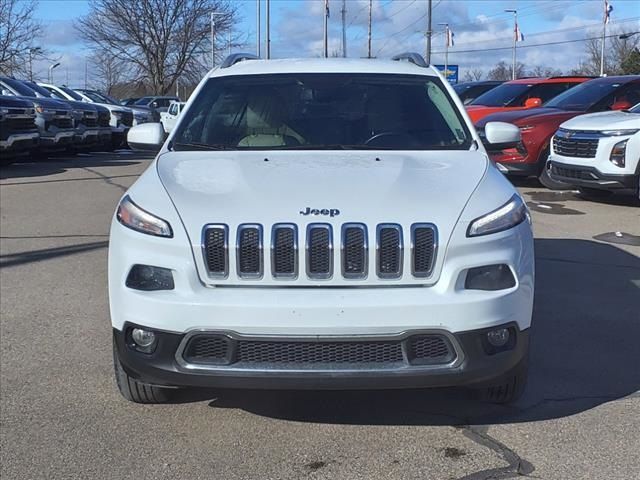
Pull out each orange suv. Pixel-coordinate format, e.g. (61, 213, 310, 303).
(466, 77, 594, 123)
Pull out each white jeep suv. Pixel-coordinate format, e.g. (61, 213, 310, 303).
(110, 53, 535, 404)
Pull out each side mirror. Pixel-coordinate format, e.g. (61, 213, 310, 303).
(483, 121, 522, 150)
(524, 97, 542, 108)
(611, 100, 632, 111)
(127, 123, 166, 151)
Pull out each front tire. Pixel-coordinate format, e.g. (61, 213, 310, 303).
(475, 356, 529, 404)
(112, 339, 174, 403)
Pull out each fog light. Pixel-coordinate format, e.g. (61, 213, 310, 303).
(132, 328, 156, 348)
(126, 264, 174, 291)
(487, 328, 510, 347)
(465, 264, 516, 291)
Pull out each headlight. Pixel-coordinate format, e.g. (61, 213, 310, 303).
(467, 195, 529, 237)
(34, 105, 54, 114)
(0, 107, 8, 114)
(601, 129, 639, 136)
(116, 195, 173, 237)
(609, 139, 628, 167)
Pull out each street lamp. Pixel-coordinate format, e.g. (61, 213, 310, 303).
(438, 23, 450, 82)
(28, 47, 42, 81)
(210, 12, 226, 68)
(48, 62, 60, 84)
(619, 31, 639, 39)
(505, 9, 517, 80)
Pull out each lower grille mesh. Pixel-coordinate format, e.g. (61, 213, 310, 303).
(181, 334, 456, 369)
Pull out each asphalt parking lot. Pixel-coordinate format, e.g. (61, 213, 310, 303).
(1, 152, 639, 480)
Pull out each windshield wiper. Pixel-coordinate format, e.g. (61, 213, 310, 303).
(171, 142, 238, 151)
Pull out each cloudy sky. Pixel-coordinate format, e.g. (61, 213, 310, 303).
(33, 0, 640, 87)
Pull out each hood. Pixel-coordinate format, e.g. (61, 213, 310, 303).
(18, 96, 72, 111)
(0, 96, 35, 109)
(466, 105, 526, 123)
(476, 107, 581, 127)
(560, 110, 640, 131)
(156, 150, 488, 286)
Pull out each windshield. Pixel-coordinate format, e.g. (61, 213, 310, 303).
(78, 90, 106, 103)
(59, 86, 83, 101)
(544, 80, 623, 111)
(1, 77, 36, 97)
(630, 103, 640, 113)
(172, 74, 471, 151)
(134, 97, 153, 105)
(470, 83, 531, 107)
(23, 81, 54, 98)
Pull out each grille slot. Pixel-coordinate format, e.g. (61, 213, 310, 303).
(236, 224, 263, 279)
(553, 133, 598, 159)
(52, 117, 73, 129)
(203, 225, 229, 278)
(306, 224, 333, 279)
(83, 115, 98, 128)
(407, 335, 456, 365)
(342, 224, 368, 279)
(183, 335, 231, 365)
(98, 111, 110, 127)
(271, 224, 298, 279)
(121, 111, 133, 127)
(377, 224, 403, 279)
(411, 224, 437, 278)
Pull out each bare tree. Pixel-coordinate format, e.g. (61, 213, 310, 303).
(0, 0, 44, 76)
(572, 29, 640, 75)
(462, 68, 484, 82)
(90, 49, 130, 95)
(528, 66, 563, 77)
(487, 61, 526, 81)
(76, 0, 237, 95)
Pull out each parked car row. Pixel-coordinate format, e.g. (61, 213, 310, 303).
(0, 77, 180, 163)
(458, 75, 640, 197)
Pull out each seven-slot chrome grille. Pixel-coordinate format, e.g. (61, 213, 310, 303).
(553, 130, 599, 158)
(202, 223, 437, 282)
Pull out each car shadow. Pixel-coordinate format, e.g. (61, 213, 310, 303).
(0, 150, 153, 180)
(174, 239, 640, 426)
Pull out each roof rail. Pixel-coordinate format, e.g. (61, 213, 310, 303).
(548, 75, 596, 79)
(391, 52, 428, 68)
(220, 53, 260, 69)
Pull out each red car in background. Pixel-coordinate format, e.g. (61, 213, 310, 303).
(476, 76, 640, 188)
(466, 76, 593, 123)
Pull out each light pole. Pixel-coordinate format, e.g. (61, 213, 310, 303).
(426, 0, 432, 64)
(619, 31, 639, 39)
(266, 0, 271, 59)
(210, 12, 226, 68)
(323, 0, 329, 58)
(256, 0, 261, 57)
(48, 62, 60, 84)
(438, 23, 449, 82)
(505, 9, 517, 80)
(28, 47, 42, 82)
(367, 0, 372, 58)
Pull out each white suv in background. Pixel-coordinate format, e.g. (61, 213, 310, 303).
(110, 53, 534, 405)
(548, 103, 640, 198)
(160, 101, 186, 133)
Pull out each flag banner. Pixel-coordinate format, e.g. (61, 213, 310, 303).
(515, 23, 525, 42)
(604, 1, 613, 24)
(446, 27, 455, 47)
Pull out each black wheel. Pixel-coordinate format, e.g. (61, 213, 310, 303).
(112, 338, 174, 403)
(475, 356, 529, 404)
(538, 151, 570, 190)
(578, 187, 614, 198)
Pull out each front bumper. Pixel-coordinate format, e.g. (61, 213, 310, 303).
(0, 131, 39, 152)
(548, 161, 638, 190)
(114, 322, 530, 390)
(39, 130, 76, 149)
